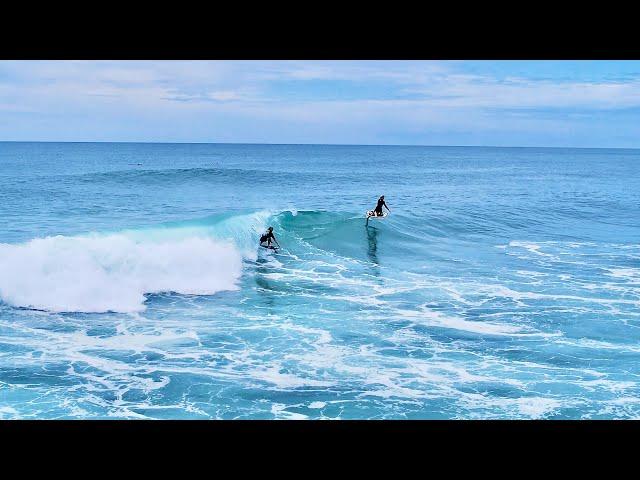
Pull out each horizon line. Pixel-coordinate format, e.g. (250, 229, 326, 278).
(1, 140, 639, 151)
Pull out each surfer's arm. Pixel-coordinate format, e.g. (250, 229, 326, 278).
(384, 202, 390, 211)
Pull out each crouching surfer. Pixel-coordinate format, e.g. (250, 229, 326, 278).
(367, 195, 391, 224)
(260, 226, 280, 249)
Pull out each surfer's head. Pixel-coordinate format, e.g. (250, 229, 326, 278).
(268, 226, 273, 232)
(380, 195, 384, 200)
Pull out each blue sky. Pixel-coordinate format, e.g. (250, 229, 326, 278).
(1, 60, 640, 147)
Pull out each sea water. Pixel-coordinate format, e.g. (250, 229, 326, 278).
(0, 142, 639, 419)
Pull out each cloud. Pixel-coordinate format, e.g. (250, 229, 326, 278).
(248, 60, 449, 83)
(1, 60, 640, 146)
(403, 76, 640, 109)
(165, 89, 257, 103)
(4, 60, 640, 110)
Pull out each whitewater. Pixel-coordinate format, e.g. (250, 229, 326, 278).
(0, 142, 639, 419)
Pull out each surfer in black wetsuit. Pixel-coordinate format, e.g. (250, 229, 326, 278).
(373, 195, 390, 217)
(260, 226, 280, 249)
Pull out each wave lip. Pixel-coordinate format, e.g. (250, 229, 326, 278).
(0, 232, 244, 313)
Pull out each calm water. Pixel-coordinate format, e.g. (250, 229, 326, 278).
(0, 142, 639, 419)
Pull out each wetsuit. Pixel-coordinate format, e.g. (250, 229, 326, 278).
(374, 197, 387, 216)
(260, 231, 275, 246)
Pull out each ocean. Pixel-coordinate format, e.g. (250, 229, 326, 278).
(0, 142, 639, 419)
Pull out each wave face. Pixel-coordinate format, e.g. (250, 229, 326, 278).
(1, 143, 640, 420)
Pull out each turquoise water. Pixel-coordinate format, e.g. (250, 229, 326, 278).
(1, 142, 639, 419)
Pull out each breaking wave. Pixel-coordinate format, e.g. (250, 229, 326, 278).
(0, 210, 273, 313)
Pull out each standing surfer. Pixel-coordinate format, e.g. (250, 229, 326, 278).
(260, 226, 280, 249)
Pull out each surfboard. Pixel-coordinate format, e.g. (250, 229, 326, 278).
(366, 210, 388, 219)
(260, 244, 279, 252)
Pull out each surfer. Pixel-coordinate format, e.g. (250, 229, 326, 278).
(372, 195, 390, 217)
(260, 226, 280, 249)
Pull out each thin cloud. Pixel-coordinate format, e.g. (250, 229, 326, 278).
(403, 77, 640, 109)
(2, 61, 640, 147)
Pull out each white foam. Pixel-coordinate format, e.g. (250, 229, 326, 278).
(271, 403, 308, 419)
(0, 406, 19, 419)
(557, 337, 640, 354)
(475, 283, 640, 308)
(516, 270, 548, 278)
(514, 397, 562, 418)
(456, 391, 563, 419)
(606, 268, 640, 283)
(508, 241, 555, 257)
(0, 232, 244, 313)
(394, 307, 527, 336)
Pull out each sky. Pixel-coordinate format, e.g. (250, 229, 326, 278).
(2, 60, 640, 147)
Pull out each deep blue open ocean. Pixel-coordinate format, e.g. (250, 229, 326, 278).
(1, 142, 639, 419)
